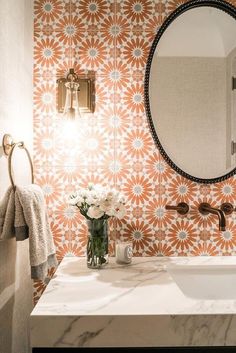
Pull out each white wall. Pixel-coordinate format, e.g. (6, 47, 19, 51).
(0, 0, 33, 352)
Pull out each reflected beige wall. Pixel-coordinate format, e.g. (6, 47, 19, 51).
(150, 56, 227, 179)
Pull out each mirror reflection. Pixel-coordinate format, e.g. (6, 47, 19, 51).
(149, 6, 236, 180)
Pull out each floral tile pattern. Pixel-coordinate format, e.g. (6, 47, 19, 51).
(33, 0, 236, 301)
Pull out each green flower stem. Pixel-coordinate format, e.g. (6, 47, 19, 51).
(86, 219, 108, 269)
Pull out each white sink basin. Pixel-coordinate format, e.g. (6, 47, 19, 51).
(166, 256, 236, 300)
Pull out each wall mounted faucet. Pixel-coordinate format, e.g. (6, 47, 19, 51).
(165, 202, 235, 231)
(198, 203, 226, 231)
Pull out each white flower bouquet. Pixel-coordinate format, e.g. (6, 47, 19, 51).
(68, 184, 126, 221)
(68, 184, 126, 268)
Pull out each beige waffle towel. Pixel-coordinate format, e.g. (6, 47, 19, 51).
(15, 184, 57, 280)
(0, 187, 15, 241)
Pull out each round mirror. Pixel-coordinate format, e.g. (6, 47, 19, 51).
(145, 0, 236, 183)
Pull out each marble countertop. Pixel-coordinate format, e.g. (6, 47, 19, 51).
(30, 256, 236, 348)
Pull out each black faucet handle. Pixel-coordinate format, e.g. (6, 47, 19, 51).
(221, 203, 234, 215)
(165, 202, 189, 215)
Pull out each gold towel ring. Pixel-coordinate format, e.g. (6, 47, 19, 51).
(2, 134, 34, 189)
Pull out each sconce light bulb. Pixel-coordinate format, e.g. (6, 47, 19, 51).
(63, 83, 82, 120)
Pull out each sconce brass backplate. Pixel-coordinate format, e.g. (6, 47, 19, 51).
(57, 74, 95, 114)
(2, 134, 14, 156)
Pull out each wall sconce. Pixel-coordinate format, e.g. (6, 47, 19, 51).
(57, 68, 95, 119)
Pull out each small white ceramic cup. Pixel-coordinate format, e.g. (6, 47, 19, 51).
(116, 242, 133, 264)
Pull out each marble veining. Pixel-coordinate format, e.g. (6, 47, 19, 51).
(30, 257, 236, 348)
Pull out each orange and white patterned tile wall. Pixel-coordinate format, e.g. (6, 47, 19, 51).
(33, 0, 236, 300)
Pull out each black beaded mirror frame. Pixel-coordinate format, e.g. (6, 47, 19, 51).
(144, 0, 236, 184)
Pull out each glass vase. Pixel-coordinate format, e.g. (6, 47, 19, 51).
(86, 219, 108, 269)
